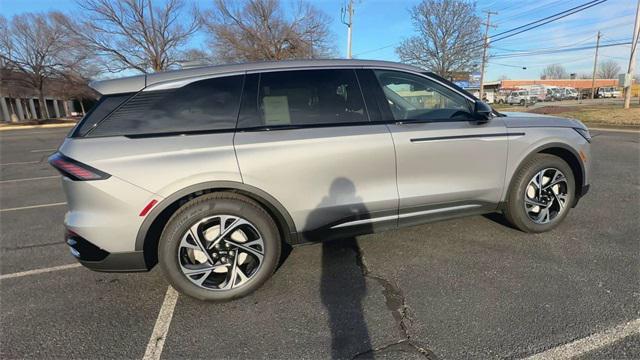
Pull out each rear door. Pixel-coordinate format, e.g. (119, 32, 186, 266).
(363, 69, 508, 227)
(233, 69, 398, 241)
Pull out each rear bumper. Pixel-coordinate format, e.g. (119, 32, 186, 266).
(66, 229, 148, 272)
(78, 252, 148, 272)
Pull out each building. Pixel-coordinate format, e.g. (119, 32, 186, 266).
(0, 70, 96, 123)
(500, 78, 618, 90)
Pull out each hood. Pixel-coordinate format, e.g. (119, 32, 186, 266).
(501, 111, 587, 130)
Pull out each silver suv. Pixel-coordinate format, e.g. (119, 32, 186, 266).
(50, 60, 591, 301)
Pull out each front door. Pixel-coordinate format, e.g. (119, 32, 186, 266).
(234, 69, 398, 241)
(368, 69, 509, 226)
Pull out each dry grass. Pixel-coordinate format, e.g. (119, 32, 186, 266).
(528, 105, 640, 128)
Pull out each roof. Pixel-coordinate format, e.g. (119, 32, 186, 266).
(90, 59, 426, 95)
(501, 79, 618, 89)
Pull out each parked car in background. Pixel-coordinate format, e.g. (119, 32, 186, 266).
(544, 87, 563, 101)
(559, 87, 579, 100)
(494, 90, 510, 104)
(598, 87, 621, 98)
(507, 90, 536, 105)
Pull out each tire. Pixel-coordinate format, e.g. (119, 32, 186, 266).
(504, 154, 575, 233)
(519, 99, 525, 106)
(159, 192, 281, 301)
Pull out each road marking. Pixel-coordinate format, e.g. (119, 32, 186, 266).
(30, 148, 57, 153)
(0, 175, 59, 183)
(143, 286, 180, 360)
(524, 318, 640, 360)
(0, 202, 67, 212)
(0, 160, 40, 166)
(0, 263, 81, 280)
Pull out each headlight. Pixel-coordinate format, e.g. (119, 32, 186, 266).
(573, 128, 591, 142)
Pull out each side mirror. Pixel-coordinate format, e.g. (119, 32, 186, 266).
(474, 101, 493, 121)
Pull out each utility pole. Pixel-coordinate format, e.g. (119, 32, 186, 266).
(624, 0, 640, 109)
(590, 31, 601, 100)
(479, 10, 498, 101)
(341, 0, 355, 59)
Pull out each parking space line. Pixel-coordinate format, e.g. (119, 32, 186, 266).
(0, 175, 59, 184)
(0, 160, 40, 166)
(524, 318, 640, 359)
(0, 263, 81, 280)
(143, 286, 179, 360)
(30, 149, 57, 153)
(0, 202, 67, 212)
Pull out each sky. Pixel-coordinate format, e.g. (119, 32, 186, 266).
(0, 0, 637, 81)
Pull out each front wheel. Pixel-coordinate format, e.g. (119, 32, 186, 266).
(159, 192, 281, 301)
(504, 154, 575, 233)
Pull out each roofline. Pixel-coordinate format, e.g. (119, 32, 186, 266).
(90, 59, 426, 95)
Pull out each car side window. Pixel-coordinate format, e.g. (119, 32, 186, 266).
(373, 70, 472, 121)
(238, 69, 367, 129)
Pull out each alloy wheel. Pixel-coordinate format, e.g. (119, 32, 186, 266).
(177, 215, 264, 291)
(524, 168, 569, 224)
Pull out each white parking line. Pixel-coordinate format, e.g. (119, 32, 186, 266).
(0, 263, 81, 280)
(0, 175, 59, 184)
(524, 318, 640, 359)
(30, 149, 57, 153)
(0, 202, 67, 212)
(143, 286, 179, 360)
(0, 160, 40, 166)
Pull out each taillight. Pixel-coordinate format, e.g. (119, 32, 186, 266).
(48, 152, 110, 181)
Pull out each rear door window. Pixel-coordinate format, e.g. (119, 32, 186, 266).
(237, 69, 367, 129)
(86, 75, 244, 137)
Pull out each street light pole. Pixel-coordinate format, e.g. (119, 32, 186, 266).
(479, 10, 497, 101)
(624, 0, 640, 109)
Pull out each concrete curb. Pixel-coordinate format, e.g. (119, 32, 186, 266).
(0, 123, 76, 131)
(589, 127, 640, 133)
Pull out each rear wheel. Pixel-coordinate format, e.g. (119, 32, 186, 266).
(159, 193, 281, 301)
(504, 154, 575, 233)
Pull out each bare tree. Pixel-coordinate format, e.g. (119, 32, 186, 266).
(540, 64, 568, 79)
(56, 0, 199, 73)
(201, 0, 334, 63)
(396, 0, 482, 76)
(597, 60, 621, 79)
(497, 74, 510, 80)
(0, 12, 83, 119)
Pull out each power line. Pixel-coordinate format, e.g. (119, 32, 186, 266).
(491, 41, 631, 59)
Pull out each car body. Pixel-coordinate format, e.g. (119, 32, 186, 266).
(506, 90, 536, 105)
(50, 59, 592, 300)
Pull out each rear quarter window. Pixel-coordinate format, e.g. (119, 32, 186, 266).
(72, 93, 134, 137)
(86, 75, 244, 137)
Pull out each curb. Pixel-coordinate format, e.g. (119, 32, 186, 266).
(0, 123, 76, 131)
(589, 127, 640, 133)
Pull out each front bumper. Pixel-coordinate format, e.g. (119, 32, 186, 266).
(66, 230, 148, 272)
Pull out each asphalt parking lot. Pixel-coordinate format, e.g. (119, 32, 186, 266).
(1, 126, 638, 359)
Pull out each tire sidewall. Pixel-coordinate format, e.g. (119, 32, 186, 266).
(159, 194, 280, 301)
(507, 155, 575, 233)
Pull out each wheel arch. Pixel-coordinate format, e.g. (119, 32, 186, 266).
(505, 142, 585, 206)
(136, 181, 298, 269)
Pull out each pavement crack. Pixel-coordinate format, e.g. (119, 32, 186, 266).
(349, 240, 436, 359)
